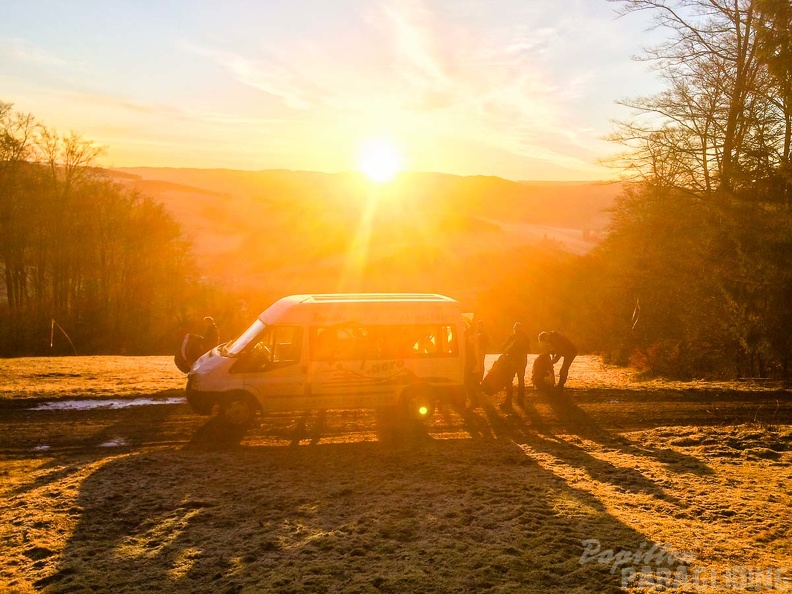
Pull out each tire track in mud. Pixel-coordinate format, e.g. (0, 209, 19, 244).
(1, 388, 791, 456)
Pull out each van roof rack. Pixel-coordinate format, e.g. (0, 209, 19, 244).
(300, 293, 454, 303)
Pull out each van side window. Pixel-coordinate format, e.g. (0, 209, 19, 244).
(270, 326, 303, 364)
(412, 325, 456, 356)
(310, 324, 457, 361)
(232, 325, 303, 372)
(313, 325, 367, 361)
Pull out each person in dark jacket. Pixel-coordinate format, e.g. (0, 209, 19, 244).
(463, 325, 480, 408)
(531, 352, 555, 393)
(537, 330, 577, 391)
(501, 322, 530, 408)
(473, 320, 490, 383)
(202, 317, 219, 353)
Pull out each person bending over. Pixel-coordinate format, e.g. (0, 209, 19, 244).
(531, 352, 555, 393)
(537, 330, 577, 391)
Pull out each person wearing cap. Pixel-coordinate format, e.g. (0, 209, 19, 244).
(202, 316, 219, 353)
(500, 322, 530, 408)
(537, 330, 577, 391)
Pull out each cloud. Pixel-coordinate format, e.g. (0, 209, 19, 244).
(67, 92, 176, 116)
(179, 0, 613, 176)
(55, 90, 296, 132)
(181, 41, 326, 111)
(374, 2, 560, 117)
(379, 0, 454, 95)
(0, 38, 68, 68)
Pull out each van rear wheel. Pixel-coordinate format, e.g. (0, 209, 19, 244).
(402, 385, 436, 423)
(221, 392, 256, 427)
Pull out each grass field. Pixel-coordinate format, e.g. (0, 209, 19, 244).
(0, 356, 791, 593)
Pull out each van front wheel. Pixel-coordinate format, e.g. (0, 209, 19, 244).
(402, 385, 435, 423)
(221, 392, 256, 427)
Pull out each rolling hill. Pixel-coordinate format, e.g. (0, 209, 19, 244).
(111, 167, 621, 306)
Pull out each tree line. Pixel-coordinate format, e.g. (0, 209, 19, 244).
(0, 101, 214, 355)
(563, 0, 792, 378)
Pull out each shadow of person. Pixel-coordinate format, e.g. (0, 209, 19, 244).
(470, 390, 685, 502)
(374, 407, 433, 446)
(287, 410, 329, 447)
(452, 405, 495, 440)
(543, 389, 713, 477)
(517, 396, 552, 435)
(184, 416, 247, 451)
(480, 399, 534, 443)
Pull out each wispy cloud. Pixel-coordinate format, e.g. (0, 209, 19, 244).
(185, 0, 617, 178)
(179, 0, 565, 132)
(379, 0, 454, 99)
(181, 41, 326, 111)
(369, 0, 597, 169)
(168, 1, 619, 175)
(54, 90, 295, 131)
(0, 0, 653, 178)
(0, 38, 68, 67)
(67, 92, 177, 116)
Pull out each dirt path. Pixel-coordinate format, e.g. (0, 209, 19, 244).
(1, 386, 790, 456)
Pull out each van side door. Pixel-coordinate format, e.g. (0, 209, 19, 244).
(307, 324, 396, 408)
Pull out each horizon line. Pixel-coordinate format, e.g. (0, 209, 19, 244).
(108, 165, 619, 185)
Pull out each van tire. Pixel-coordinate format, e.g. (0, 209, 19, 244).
(220, 392, 257, 427)
(401, 384, 436, 422)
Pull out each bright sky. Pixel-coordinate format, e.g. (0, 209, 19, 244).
(0, 0, 661, 181)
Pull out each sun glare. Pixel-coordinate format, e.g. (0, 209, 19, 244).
(356, 139, 404, 184)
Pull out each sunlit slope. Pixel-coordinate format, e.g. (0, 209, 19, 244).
(112, 168, 620, 296)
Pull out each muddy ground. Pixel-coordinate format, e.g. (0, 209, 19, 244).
(1, 356, 791, 593)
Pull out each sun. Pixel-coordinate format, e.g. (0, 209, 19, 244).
(356, 139, 404, 184)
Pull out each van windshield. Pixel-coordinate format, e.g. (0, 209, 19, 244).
(223, 320, 265, 356)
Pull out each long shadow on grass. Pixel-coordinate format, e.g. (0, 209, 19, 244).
(38, 440, 681, 594)
(7, 404, 192, 497)
(477, 400, 679, 502)
(81, 403, 188, 449)
(539, 390, 713, 476)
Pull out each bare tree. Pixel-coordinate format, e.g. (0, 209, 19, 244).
(755, 0, 792, 203)
(0, 103, 39, 309)
(38, 128, 104, 313)
(610, 0, 773, 194)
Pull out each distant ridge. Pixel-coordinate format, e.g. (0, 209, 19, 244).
(127, 178, 225, 197)
(111, 166, 622, 297)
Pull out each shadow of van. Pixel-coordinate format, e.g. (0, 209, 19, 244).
(185, 405, 438, 451)
(39, 439, 668, 593)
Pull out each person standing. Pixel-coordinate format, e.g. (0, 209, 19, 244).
(501, 322, 530, 408)
(473, 320, 490, 383)
(463, 325, 480, 408)
(537, 330, 577, 391)
(202, 316, 219, 353)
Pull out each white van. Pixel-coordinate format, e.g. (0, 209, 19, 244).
(186, 293, 468, 425)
